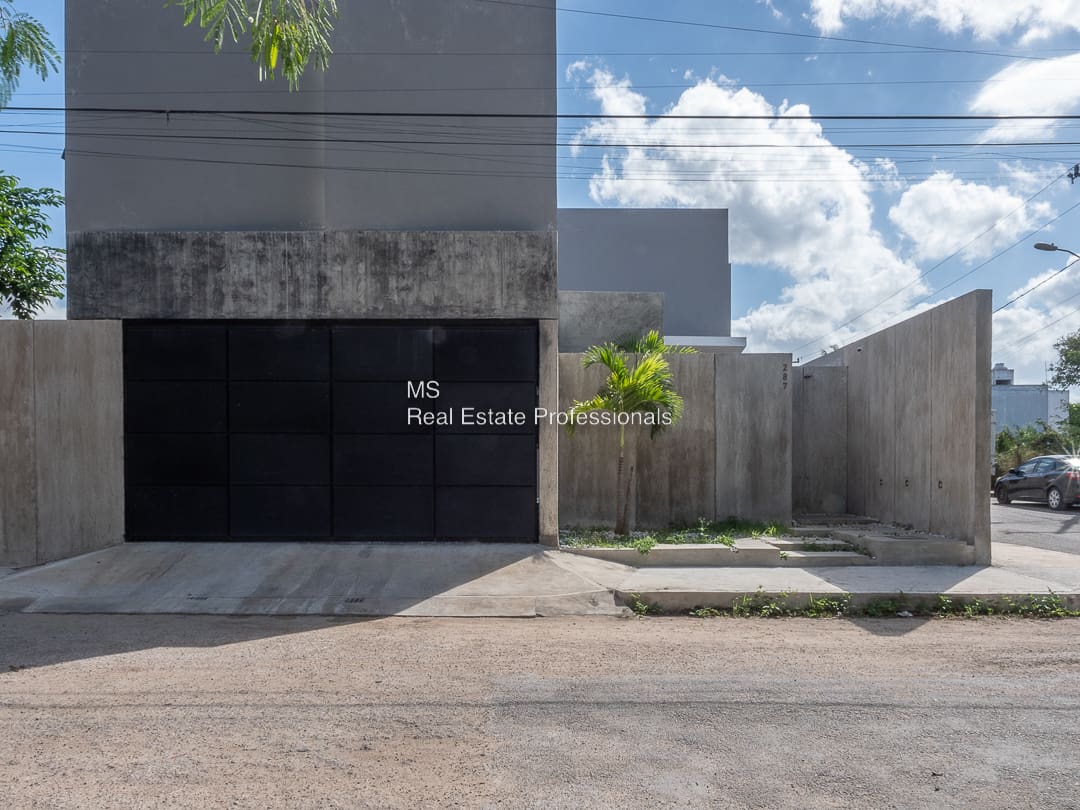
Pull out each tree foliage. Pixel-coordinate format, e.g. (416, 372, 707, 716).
(567, 332, 695, 534)
(0, 173, 64, 319)
(167, 0, 338, 90)
(0, 1, 60, 107)
(1049, 330, 1080, 390)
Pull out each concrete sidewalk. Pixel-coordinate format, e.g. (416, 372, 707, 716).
(0, 541, 1078, 616)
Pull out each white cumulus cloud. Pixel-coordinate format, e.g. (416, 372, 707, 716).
(970, 53, 1080, 142)
(809, 0, 1080, 41)
(888, 171, 1054, 262)
(568, 63, 926, 353)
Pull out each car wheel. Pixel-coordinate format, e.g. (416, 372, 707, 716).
(1048, 487, 1066, 511)
(995, 484, 1011, 504)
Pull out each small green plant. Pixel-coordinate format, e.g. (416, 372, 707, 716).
(805, 594, 852, 617)
(631, 534, 658, 555)
(732, 588, 792, 618)
(628, 593, 662, 616)
(779, 551, 789, 560)
(689, 606, 724, 618)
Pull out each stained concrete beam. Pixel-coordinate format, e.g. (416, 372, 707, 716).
(67, 231, 558, 321)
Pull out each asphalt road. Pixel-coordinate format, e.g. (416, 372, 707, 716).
(2, 614, 1080, 809)
(992, 499, 1080, 555)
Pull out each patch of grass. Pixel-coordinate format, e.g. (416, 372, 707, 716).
(805, 593, 853, 617)
(677, 591, 1079, 620)
(560, 518, 789, 554)
(732, 588, 793, 618)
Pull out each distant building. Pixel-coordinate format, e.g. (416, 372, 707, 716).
(991, 363, 1070, 440)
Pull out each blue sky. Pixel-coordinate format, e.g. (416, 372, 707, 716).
(7, 0, 1080, 388)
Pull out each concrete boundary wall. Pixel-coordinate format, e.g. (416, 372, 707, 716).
(559, 352, 792, 528)
(806, 291, 992, 562)
(0, 321, 124, 567)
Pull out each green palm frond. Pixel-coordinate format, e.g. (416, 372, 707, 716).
(569, 337, 687, 438)
(615, 329, 696, 355)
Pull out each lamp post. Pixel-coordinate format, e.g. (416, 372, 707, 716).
(1034, 242, 1080, 261)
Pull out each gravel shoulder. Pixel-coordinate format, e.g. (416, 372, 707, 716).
(2, 615, 1080, 808)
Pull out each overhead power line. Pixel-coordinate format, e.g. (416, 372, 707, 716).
(474, 0, 1049, 62)
(994, 256, 1080, 313)
(16, 106, 1080, 120)
(792, 171, 1076, 357)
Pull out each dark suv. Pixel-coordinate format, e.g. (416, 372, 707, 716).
(994, 455, 1080, 510)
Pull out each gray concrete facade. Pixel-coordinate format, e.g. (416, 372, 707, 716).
(67, 230, 557, 321)
(65, 0, 556, 233)
(0, 321, 124, 568)
(806, 291, 992, 563)
(557, 291, 665, 352)
(557, 209, 732, 338)
(559, 352, 793, 528)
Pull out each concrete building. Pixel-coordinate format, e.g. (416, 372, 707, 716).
(557, 209, 747, 352)
(45, 0, 560, 555)
(990, 363, 1070, 438)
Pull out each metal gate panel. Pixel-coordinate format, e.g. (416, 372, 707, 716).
(124, 321, 538, 542)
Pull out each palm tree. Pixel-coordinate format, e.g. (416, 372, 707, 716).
(567, 331, 695, 535)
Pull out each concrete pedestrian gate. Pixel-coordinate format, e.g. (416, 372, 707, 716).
(124, 321, 540, 542)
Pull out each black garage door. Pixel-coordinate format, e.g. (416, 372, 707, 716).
(123, 321, 538, 542)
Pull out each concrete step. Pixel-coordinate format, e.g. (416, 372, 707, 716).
(788, 527, 835, 538)
(564, 539, 780, 568)
(833, 532, 975, 565)
(777, 551, 874, 567)
(794, 514, 877, 527)
(768, 538, 855, 550)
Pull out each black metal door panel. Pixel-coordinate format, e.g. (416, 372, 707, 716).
(124, 321, 538, 541)
(230, 435, 331, 486)
(126, 435, 228, 485)
(436, 435, 537, 487)
(436, 487, 537, 538)
(125, 324, 226, 380)
(334, 486, 435, 538)
(229, 326, 330, 380)
(333, 326, 433, 380)
(127, 486, 228, 538)
(230, 486, 332, 537)
(125, 381, 227, 433)
(230, 382, 331, 433)
(335, 435, 433, 486)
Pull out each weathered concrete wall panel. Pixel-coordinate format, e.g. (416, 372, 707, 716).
(33, 322, 125, 565)
(0, 322, 36, 566)
(806, 291, 991, 559)
(893, 316, 932, 531)
(715, 354, 793, 523)
(0, 321, 123, 567)
(792, 366, 847, 515)
(636, 355, 717, 527)
(560, 352, 792, 529)
(67, 231, 557, 321)
(558, 291, 664, 353)
(538, 319, 560, 546)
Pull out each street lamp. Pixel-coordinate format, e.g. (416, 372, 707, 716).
(1034, 242, 1080, 261)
